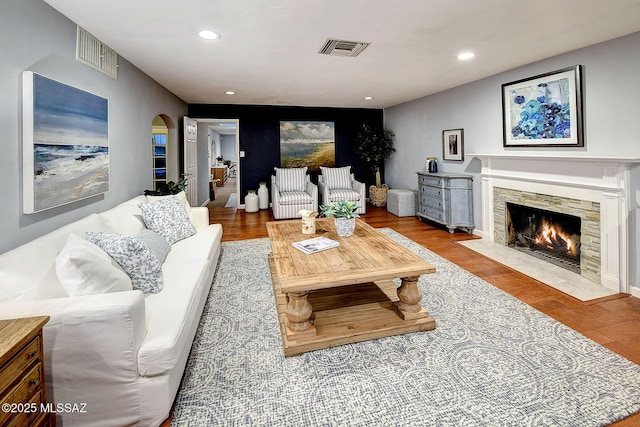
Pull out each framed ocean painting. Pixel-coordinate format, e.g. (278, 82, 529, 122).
(280, 121, 335, 171)
(22, 71, 109, 213)
(502, 65, 583, 147)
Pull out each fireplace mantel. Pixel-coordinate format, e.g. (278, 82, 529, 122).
(470, 153, 640, 294)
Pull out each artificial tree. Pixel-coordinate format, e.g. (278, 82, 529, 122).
(354, 123, 396, 206)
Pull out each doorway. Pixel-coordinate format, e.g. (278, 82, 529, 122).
(197, 118, 240, 208)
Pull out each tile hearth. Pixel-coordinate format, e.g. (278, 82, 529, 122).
(458, 238, 616, 301)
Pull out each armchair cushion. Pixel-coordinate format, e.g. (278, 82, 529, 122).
(275, 167, 308, 192)
(278, 191, 314, 205)
(320, 166, 352, 189)
(326, 189, 361, 203)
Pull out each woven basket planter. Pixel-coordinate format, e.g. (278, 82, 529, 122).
(369, 184, 389, 207)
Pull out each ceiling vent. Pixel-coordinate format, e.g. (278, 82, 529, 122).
(76, 26, 118, 79)
(318, 38, 370, 57)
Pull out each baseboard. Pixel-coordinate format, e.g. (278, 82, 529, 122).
(630, 285, 640, 298)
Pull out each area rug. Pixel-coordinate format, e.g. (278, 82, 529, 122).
(171, 229, 640, 426)
(224, 192, 237, 208)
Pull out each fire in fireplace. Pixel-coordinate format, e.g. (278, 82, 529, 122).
(506, 203, 581, 273)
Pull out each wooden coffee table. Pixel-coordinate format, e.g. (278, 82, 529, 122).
(267, 218, 436, 356)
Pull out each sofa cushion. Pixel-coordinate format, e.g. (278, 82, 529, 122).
(275, 167, 308, 192)
(87, 232, 164, 294)
(139, 197, 196, 245)
(55, 234, 133, 296)
(320, 166, 352, 190)
(165, 224, 223, 265)
(328, 189, 361, 202)
(138, 259, 210, 376)
(98, 196, 147, 236)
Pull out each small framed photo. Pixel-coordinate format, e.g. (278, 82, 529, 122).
(502, 65, 583, 147)
(442, 129, 464, 161)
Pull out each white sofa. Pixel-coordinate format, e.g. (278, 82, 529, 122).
(0, 193, 222, 426)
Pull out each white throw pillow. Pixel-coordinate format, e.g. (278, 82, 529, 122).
(139, 196, 196, 245)
(275, 167, 308, 192)
(56, 234, 133, 296)
(320, 166, 352, 190)
(86, 232, 164, 294)
(146, 191, 194, 224)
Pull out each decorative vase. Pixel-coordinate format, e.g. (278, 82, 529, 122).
(257, 182, 269, 209)
(245, 190, 259, 213)
(335, 217, 356, 237)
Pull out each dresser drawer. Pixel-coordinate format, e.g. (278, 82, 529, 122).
(420, 184, 443, 199)
(418, 174, 443, 187)
(421, 195, 443, 211)
(6, 389, 46, 427)
(0, 337, 41, 396)
(420, 206, 444, 221)
(0, 363, 42, 425)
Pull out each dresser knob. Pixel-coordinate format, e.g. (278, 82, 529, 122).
(28, 351, 37, 358)
(30, 379, 38, 385)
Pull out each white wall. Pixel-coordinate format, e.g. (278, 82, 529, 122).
(221, 135, 237, 161)
(0, 0, 187, 253)
(384, 31, 640, 287)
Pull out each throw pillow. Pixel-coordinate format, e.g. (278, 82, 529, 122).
(86, 232, 164, 294)
(320, 166, 352, 189)
(275, 167, 308, 192)
(56, 234, 133, 296)
(138, 196, 196, 245)
(136, 228, 171, 263)
(146, 191, 194, 224)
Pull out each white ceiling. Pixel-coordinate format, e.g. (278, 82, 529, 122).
(44, 0, 640, 109)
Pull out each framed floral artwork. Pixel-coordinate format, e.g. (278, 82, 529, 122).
(502, 65, 583, 147)
(442, 129, 464, 161)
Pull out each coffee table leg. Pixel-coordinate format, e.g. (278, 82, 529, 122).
(394, 276, 429, 320)
(286, 292, 316, 335)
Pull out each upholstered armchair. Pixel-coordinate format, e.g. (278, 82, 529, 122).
(318, 166, 366, 214)
(271, 167, 318, 219)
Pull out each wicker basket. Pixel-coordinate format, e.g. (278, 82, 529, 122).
(369, 184, 389, 207)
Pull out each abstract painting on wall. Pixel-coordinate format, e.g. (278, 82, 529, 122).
(22, 71, 109, 213)
(502, 65, 583, 147)
(280, 121, 335, 171)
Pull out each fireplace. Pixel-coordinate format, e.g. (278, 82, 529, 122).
(506, 203, 581, 274)
(472, 154, 638, 294)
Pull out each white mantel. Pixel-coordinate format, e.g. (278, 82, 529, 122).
(470, 154, 640, 294)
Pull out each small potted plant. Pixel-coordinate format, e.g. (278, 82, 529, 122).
(321, 200, 360, 237)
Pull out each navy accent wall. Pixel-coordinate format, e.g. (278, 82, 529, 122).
(187, 104, 383, 203)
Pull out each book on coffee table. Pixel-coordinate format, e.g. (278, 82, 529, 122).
(292, 236, 340, 254)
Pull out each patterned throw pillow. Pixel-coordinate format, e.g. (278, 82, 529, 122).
(138, 196, 196, 245)
(86, 232, 164, 294)
(275, 167, 308, 192)
(320, 166, 352, 189)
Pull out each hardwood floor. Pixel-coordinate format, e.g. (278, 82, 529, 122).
(163, 203, 640, 426)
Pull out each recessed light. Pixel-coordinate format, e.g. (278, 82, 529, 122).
(457, 51, 475, 60)
(225, 91, 236, 95)
(199, 30, 221, 40)
(364, 96, 373, 100)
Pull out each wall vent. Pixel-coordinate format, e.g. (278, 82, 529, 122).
(318, 38, 370, 57)
(76, 26, 118, 79)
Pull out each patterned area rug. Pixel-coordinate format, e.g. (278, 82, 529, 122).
(171, 229, 640, 426)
